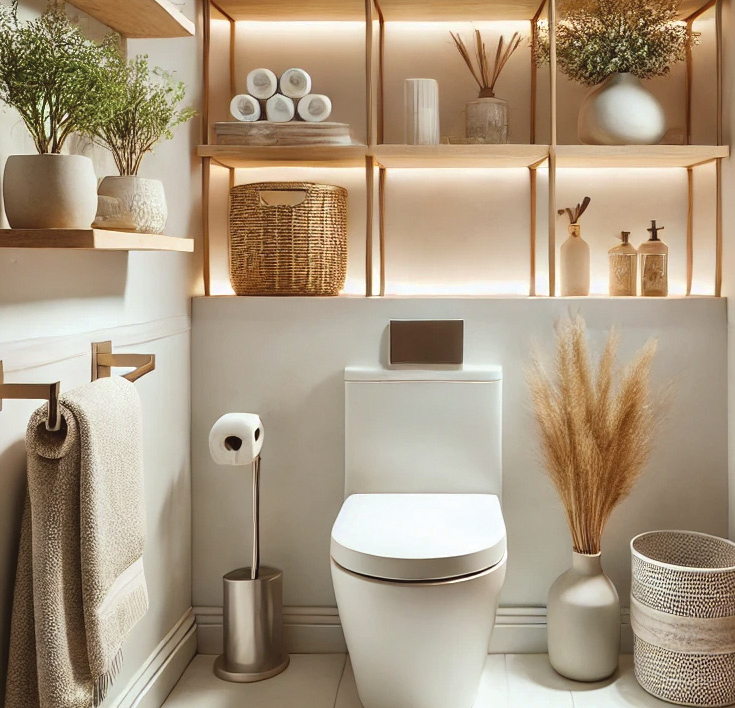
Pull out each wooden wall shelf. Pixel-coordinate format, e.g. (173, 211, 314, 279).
(198, 145, 368, 168)
(0, 229, 194, 252)
(556, 145, 729, 169)
(67, 0, 194, 38)
(374, 145, 549, 169)
(212, 0, 365, 21)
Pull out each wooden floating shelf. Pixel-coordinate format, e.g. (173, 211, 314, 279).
(199, 144, 729, 170)
(214, 0, 364, 21)
(374, 144, 549, 169)
(555, 145, 729, 169)
(0, 229, 194, 252)
(67, 0, 194, 38)
(198, 144, 369, 168)
(209, 0, 711, 22)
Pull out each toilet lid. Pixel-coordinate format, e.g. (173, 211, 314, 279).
(330, 494, 506, 581)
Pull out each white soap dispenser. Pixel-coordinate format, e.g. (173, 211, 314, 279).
(639, 220, 668, 297)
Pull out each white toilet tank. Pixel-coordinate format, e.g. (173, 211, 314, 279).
(344, 367, 502, 498)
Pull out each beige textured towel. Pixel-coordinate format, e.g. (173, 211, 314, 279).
(5, 377, 148, 708)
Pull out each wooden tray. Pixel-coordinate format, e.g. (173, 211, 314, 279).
(214, 121, 353, 147)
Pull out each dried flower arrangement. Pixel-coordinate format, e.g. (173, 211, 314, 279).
(451, 31, 522, 98)
(558, 196, 591, 225)
(527, 314, 663, 554)
(535, 0, 696, 87)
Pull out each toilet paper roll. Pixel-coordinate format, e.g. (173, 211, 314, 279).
(266, 94, 295, 123)
(297, 94, 332, 123)
(209, 413, 264, 466)
(246, 68, 278, 100)
(280, 68, 312, 99)
(230, 94, 261, 122)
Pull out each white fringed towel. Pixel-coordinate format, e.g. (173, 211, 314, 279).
(266, 94, 295, 122)
(297, 94, 332, 123)
(280, 68, 311, 99)
(246, 68, 278, 100)
(5, 377, 148, 708)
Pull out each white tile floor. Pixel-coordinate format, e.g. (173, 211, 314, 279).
(162, 653, 673, 708)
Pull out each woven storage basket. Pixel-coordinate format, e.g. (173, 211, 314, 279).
(229, 182, 348, 296)
(631, 531, 735, 707)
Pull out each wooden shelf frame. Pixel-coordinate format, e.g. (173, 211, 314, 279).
(67, 0, 194, 38)
(200, 0, 726, 298)
(0, 229, 195, 252)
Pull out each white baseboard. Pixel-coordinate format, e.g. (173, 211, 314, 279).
(193, 606, 633, 656)
(110, 608, 197, 708)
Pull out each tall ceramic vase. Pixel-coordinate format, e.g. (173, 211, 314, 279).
(560, 224, 590, 296)
(578, 72, 667, 146)
(547, 552, 621, 682)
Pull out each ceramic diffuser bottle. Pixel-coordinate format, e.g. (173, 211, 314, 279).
(528, 314, 663, 683)
(608, 231, 637, 296)
(559, 197, 591, 296)
(639, 220, 668, 297)
(451, 31, 521, 144)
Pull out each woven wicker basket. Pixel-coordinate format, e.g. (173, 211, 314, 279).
(229, 182, 348, 296)
(631, 531, 735, 707)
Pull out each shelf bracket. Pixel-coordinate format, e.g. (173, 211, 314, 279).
(92, 341, 156, 383)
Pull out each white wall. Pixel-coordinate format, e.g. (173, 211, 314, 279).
(0, 0, 201, 702)
(191, 298, 728, 622)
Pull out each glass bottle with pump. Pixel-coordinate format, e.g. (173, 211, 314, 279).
(639, 220, 668, 297)
(608, 231, 637, 296)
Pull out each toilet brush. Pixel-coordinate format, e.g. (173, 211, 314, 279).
(208, 413, 289, 682)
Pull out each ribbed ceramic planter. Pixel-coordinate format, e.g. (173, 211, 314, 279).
(547, 552, 621, 681)
(631, 531, 735, 707)
(93, 176, 168, 234)
(3, 154, 98, 229)
(578, 73, 667, 146)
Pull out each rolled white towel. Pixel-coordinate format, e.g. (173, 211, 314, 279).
(246, 68, 278, 100)
(266, 94, 295, 122)
(230, 94, 261, 122)
(279, 68, 312, 99)
(297, 94, 332, 123)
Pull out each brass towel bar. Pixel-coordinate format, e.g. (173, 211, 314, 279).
(0, 340, 155, 432)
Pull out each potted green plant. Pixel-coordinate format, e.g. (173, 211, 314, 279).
(91, 54, 195, 234)
(0, 1, 119, 229)
(536, 0, 695, 145)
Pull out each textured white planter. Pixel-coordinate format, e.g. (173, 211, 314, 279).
(465, 96, 508, 144)
(94, 176, 168, 234)
(578, 73, 667, 146)
(3, 154, 98, 229)
(560, 224, 590, 296)
(547, 552, 621, 682)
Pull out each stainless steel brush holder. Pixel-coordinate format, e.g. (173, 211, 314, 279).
(214, 566, 289, 682)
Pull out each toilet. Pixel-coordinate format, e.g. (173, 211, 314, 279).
(331, 367, 507, 708)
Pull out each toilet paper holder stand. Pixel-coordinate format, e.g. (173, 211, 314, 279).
(211, 425, 289, 683)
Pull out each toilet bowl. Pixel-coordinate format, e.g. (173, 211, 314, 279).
(331, 493, 507, 708)
(334, 367, 506, 708)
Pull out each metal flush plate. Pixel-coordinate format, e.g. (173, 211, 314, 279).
(390, 320, 464, 365)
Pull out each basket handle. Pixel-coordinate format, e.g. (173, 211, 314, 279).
(258, 189, 308, 208)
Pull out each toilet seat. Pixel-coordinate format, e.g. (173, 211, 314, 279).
(330, 493, 506, 582)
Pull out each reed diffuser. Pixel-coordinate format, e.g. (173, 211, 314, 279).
(450, 31, 521, 143)
(558, 196, 591, 296)
(527, 314, 661, 681)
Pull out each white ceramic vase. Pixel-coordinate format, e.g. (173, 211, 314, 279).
(93, 176, 168, 234)
(3, 154, 98, 229)
(547, 552, 621, 682)
(465, 95, 508, 144)
(404, 78, 440, 146)
(560, 224, 590, 296)
(578, 72, 667, 146)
